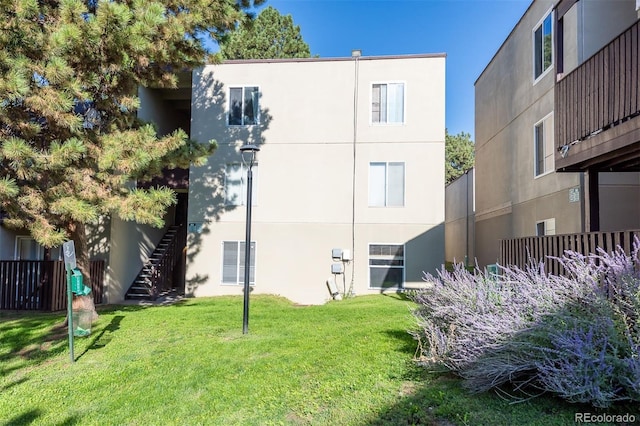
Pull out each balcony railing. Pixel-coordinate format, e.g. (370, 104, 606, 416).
(500, 230, 639, 276)
(556, 20, 640, 168)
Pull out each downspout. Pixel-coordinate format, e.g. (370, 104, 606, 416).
(350, 49, 361, 295)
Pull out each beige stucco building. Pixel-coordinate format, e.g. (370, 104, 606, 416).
(0, 54, 445, 308)
(472, 0, 640, 267)
(444, 169, 475, 266)
(186, 54, 446, 305)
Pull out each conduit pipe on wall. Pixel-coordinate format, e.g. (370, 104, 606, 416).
(350, 49, 361, 295)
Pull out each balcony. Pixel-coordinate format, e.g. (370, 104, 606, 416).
(555, 19, 640, 172)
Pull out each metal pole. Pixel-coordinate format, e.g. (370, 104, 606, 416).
(66, 267, 74, 363)
(242, 166, 254, 334)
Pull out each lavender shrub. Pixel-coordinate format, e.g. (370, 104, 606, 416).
(410, 237, 640, 407)
(536, 318, 623, 408)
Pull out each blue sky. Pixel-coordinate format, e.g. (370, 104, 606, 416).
(248, 0, 532, 140)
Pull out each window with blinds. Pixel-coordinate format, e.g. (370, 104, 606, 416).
(368, 244, 404, 289)
(222, 241, 256, 285)
(372, 82, 404, 124)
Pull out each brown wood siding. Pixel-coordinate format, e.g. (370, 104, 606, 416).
(556, 20, 640, 169)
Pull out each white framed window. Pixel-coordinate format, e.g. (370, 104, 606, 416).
(14, 236, 43, 260)
(369, 244, 404, 289)
(369, 162, 405, 207)
(228, 86, 259, 126)
(371, 82, 405, 124)
(221, 241, 256, 285)
(225, 163, 258, 206)
(533, 10, 553, 81)
(536, 218, 556, 236)
(534, 113, 554, 177)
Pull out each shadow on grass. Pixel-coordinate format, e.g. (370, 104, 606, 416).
(365, 371, 463, 426)
(384, 329, 419, 358)
(0, 303, 156, 373)
(0, 375, 29, 392)
(0, 313, 68, 376)
(75, 315, 124, 361)
(3, 409, 42, 426)
(3, 408, 80, 426)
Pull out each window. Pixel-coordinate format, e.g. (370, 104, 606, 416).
(372, 83, 404, 123)
(225, 163, 258, 206)
(369, 244, 404, 289)
(534, 114, 554, 177)
(534, 11, 553, 80)
(369, 162, 405, 207)
(228, 86, 259, 126)
(536, 218, 556, 236)
(222, 241, 256, 285)
(15, 236, 43, 260)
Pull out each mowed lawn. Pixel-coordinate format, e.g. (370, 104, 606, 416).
(1, 294, 587, 425)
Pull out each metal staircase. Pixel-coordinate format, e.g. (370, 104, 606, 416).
(125, 225, 185, 301)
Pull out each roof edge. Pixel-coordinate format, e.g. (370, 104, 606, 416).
(210, 52, 447, 66)
(474, 0, 539, 86)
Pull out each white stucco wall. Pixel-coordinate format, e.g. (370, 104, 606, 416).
(187, 55, 445, 304)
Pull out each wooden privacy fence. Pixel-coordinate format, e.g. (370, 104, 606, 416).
(500, 230, 640, 275)
(0, 260, 105, 311)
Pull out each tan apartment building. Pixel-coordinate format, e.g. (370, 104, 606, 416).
(444, 169, 475, 266)
(473, 0, 640, 267)
(186, 54, 446, 305)
(0, 54, 445, 309)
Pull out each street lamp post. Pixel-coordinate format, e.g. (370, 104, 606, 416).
(240, 144, 259, 334)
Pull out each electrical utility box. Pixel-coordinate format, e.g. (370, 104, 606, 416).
(341, 249, 352, 261)
(332, 248, 342, 260)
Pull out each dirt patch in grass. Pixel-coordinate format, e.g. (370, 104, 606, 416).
(16, 323, 67, 359)
(285, 411, 312, 425)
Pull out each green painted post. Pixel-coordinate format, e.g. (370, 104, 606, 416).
(66, 266, 74, 363)
(62, 240, 77, 363)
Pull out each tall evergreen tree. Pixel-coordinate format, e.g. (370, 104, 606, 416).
(0, 0, 264, 295)
(219, 6, 311, 59)
(445, 130, 475, 185)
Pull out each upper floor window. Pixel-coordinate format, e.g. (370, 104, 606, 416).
(372, 83, 404, 124)
(534, 113, 554, 177)
(229, 86, 259, 126)
(369, 162, 405, 207)
(225, 163, 258, 206)
(533, 11, 553, 81)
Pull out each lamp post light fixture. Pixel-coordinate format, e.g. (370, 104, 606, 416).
(240, 144, 259, 334)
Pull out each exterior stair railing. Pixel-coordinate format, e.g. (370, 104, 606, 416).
(125, 224, 186, 300)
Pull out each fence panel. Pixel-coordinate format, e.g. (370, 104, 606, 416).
(500, 230, 640, 275)
(0, 260, 105, 312)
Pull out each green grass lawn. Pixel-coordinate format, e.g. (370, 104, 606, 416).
(0, 294, 623, 425)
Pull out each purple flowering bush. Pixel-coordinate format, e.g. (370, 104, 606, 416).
(410, 238, 640, 407)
